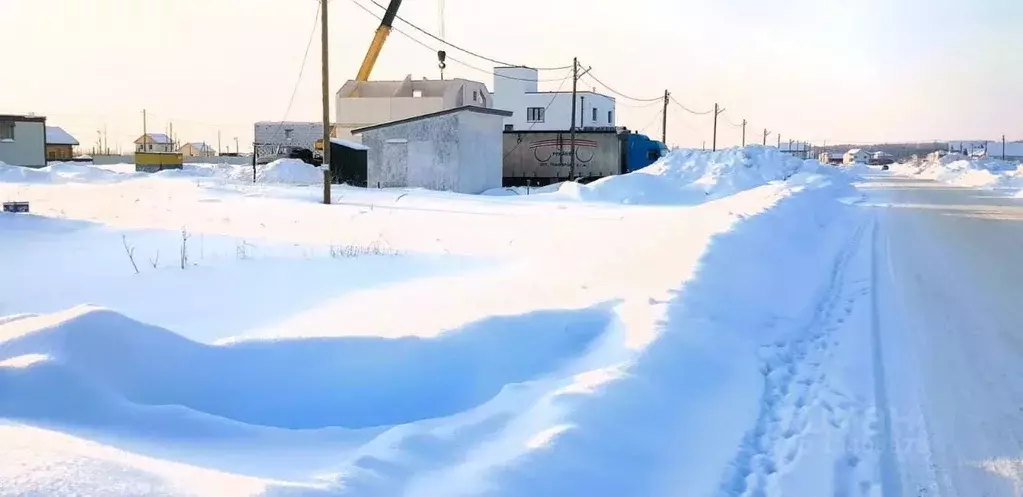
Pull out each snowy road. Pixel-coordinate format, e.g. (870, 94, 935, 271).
(867, 175, 1023, 496)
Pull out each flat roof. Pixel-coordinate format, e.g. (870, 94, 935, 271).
(0, 114, 46, 123)
(351, 105, 513, 135)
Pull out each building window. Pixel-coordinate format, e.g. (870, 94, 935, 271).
(592, 108, 597, 122)
(526, 107, 545, 123)
(413, 89, 423, 98)
(608, 111, 612, 124)
(0, 121, 13, 141)
(472, 90, 478, 102)
(284, 129, 293, 140)
(48, 151, 55, 159)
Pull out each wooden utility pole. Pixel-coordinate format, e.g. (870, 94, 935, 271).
(777, 133, 781, 148)
(320, 0, 331, 204)
(569, 56, 578, 179)
(662, 90, 669, 144)
(234, 137, 239, 154)
(712, 103, 725, 151)
(218, 131, 222, 155)
(763, 129, 770, 146)
(142, 109, 147, 151)
(741, 119, 747, 147)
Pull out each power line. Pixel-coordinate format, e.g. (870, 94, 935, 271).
(348, 0, 566, 83)
(268, 1, 321, 143)
(669, 95, 714, 115)
(503, 68, 574, 160)
(580, 70, 662, 102)
(638, 108, 665, 135)
(365, 0, 572, 71)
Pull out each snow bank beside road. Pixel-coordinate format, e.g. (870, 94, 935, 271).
(891, 154, 1023, 194)
(537, 146, 848, 205)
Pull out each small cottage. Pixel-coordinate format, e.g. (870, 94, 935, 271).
(45, 126, 79, 160)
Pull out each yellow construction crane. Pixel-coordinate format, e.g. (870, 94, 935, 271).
(355, 0, 404, 81)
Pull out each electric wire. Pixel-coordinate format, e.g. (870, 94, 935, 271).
(349, 0, 567, 82)
(366, 0, 572, 71)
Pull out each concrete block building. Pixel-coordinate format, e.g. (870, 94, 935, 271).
(352, 106, 511, 194)
(335, 75, 491, 140)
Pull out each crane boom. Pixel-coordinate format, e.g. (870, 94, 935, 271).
(355, 0, 404, 81)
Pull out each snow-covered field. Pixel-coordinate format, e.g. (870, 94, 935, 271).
(0, 148, 887, 496)
(889, 154, 1023, 196)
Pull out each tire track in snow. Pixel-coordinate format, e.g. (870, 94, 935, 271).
(718, 218, 870, 497)
(869, 218, 902, 497)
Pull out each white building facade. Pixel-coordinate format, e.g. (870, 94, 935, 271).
(492, 67, 616, 131)
(0, 114, 46, 167)
(843, 149, 871, 164)
(253, 121, 324, 159)
(335, 76, 491, 140)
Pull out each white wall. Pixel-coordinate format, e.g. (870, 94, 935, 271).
(335, 78, 492, 140)
(498, 90, 616, 131)
(457, 111, 504, 193)
(0, 120, 45, 167)
(359, 110, 503, 194)
(254, 121, 323, 156)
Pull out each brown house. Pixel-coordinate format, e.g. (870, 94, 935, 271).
(45, 126, 79, 160)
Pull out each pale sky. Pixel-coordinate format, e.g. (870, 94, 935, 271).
(1, 0, 1019, 153)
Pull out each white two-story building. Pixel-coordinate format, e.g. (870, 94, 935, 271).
(491, 66, 616, 131)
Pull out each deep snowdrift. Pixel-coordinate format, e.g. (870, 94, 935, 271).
(0, 146, 867, 496)
(0, 305, 610, 434)
(543, 146, 844, 205)
(890, 154, 1023, 194)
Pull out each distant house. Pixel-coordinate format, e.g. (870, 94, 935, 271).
(0, 114, 46, 167)
(818, 152, 844, 165)
(134, 133, 174, 153)
(178, 142, 215, 158)
(45, 126, 79, 161)
(870, 151, 894, 165)
(843, 149, 870, 164)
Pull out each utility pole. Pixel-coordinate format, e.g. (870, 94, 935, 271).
(763, 129, 770, 146)
(712, 103, 725, 151)
(1003, 134, 1006, 160)
(103, 124, 108, 155)
(142, 109, 147, 152)
(234, 137, 239, 155)
(169, 122, 174, 149)
(218, 131, 222, 156)
(662, 90, 669, 145)
(741, 119, 747, 147)
(320, 0, 331, 204)
(569, 56, 578, 180)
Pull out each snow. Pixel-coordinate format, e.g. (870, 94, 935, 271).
(44, 126, 78, 146)
(523, 146, 847, 205)
(331, 137, 369, 151)
(889, 153, 1023, 195)
(0, 146, 878, 495)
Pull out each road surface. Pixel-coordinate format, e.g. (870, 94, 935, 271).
(867, 175, 1023, 496)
